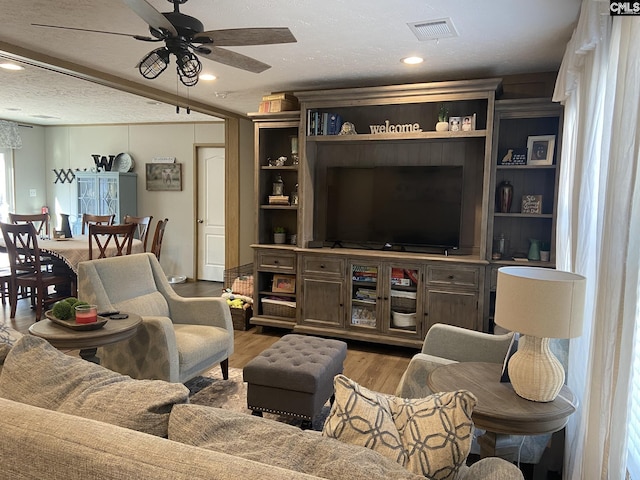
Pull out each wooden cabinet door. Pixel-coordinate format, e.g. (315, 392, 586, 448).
(300, 277, 344, 328)
(425, 288, 479, 331)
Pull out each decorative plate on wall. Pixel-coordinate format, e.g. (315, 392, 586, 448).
(114, 153, 134, 172)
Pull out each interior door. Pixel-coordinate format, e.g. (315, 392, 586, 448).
(197, 147, 225, 281)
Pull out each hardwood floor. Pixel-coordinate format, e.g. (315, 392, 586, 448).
(4, 280, 415, 395)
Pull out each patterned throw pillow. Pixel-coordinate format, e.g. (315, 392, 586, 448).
(322, 374, 477, 480)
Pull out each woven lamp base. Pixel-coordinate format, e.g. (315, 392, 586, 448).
(508, 335, 565, 402)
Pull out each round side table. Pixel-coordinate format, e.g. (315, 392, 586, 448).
(427, 362, 576, 458)
(29, 313, 141, 363)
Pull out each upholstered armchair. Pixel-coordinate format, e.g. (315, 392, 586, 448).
(395, 323, 567, 468)
(77, 252, 234, 383)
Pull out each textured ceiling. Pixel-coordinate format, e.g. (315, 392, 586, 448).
(0, 0, 581, 126)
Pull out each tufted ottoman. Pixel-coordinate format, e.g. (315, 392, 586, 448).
(243, 334, 347, 427)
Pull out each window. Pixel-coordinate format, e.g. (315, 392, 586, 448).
(0, 148, 15, 222)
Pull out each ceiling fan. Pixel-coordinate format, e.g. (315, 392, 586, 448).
(32, 0, 297, 86)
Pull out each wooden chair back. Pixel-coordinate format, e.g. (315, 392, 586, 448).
(0, 222, 74, 320)
(88, 223, 136, 259)
(9, 213, 50, 237)
(123, 215, 153, 251)
(81, 213, 115, 234)
(150, 218, 168, 260)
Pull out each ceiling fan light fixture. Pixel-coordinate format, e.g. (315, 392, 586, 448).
(176, 50, 202, 78)
(178, 70, 199, 86)
(138, 48, 170, 79)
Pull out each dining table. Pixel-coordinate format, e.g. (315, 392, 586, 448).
(0, 234, 144, 274)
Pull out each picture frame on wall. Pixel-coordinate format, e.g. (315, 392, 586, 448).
(527, 135, 555, 165)
(146, 163, 182, 191)
(272, 274, 296, 294)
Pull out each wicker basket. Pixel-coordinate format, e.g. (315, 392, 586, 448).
(261, 298, 296, 318)
(230, 306, 253, 331)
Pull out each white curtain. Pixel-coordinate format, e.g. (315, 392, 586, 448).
(552, 2, 640, 478)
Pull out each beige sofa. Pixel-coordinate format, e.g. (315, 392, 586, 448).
(0, 334, 523, 479)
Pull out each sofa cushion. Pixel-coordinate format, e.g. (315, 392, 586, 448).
(0, 335, 188, 437)
(322, 374, 476, 480)
(168, 404, 423, 480)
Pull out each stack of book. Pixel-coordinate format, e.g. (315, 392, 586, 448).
(307, 110, 344, 136)
(258, 93, 299, 113)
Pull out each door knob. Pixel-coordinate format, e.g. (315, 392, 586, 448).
(197, 219, 204, 223)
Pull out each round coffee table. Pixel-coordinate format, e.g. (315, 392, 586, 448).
(29, 313, 142, 362)
(427, 362, 576, 458)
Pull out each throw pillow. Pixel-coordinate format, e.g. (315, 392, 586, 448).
(322, 374, 477, 480)
(168, 404, 423, 480)
(0, 335, 189, 437)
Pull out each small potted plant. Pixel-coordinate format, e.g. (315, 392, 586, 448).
(273, 226, 286, 244)
(436, 104, 449, 132)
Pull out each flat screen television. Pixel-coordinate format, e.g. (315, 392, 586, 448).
(322, 165, 464, 252)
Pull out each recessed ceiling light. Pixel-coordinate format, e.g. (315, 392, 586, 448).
(401, 56, 424, 65)
(199, 73, 216, 81)
(0, 63, 25, 71)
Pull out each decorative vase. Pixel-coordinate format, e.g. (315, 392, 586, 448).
(496, 180, 513, 213)
(59, 213, 72, 239)
(435, 121, 449, 132)
(528, 239, 541, 261)
(273, 232, 286, 244)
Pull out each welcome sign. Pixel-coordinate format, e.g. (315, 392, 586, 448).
(369, 120, 422, 134)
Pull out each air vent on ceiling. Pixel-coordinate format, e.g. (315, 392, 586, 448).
(408, 18, 458, 41)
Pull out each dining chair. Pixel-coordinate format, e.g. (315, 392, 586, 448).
(150, 218, 168, 260)
(81, 213, 115, 234)
(88, 223, 136, 260)
(123, 215, 153, 251)
(9, 213, 51, 238)
(0, 222, 76, 321)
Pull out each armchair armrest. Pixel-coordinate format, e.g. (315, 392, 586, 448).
(166, 296, 233, 332)
(422, 323, 514, 364)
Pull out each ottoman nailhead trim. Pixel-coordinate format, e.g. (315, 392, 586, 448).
(248, 405, 312, 420)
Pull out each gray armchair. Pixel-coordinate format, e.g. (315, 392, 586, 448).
(78, 253, 234, 383)
(396, 323, 567, 467)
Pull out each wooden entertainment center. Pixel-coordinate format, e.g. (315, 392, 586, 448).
(249, 78, 563, 348)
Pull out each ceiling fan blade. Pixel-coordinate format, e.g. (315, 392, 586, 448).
(123, 0, 178, 37)
(31, 23, 150, 39)
(198, 46, 271, 73)
(194, 27, 297, 46)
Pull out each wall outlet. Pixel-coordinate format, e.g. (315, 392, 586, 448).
(29, 189, 37, 197)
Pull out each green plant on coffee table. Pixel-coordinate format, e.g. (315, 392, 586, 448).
(51, 297, 89, 321)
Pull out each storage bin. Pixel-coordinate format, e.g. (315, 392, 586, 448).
(261, 298, 296, 318)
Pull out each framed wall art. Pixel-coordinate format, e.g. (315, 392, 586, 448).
(146, 163, 182, 191)
(527, 135, 555, 165)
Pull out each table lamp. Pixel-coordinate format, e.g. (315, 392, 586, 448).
(494, 266, 586, 402)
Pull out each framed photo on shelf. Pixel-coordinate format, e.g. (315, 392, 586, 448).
(521, 194, 543, 214)
(272, 274, 296, 294)
(527, 135, 555, 165)
(448, 116, 462, 132)
(461, 114, 476, 131)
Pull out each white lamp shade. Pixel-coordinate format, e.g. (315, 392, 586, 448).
(495, 266, 586, 339)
